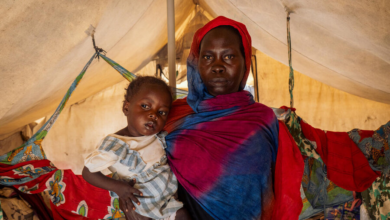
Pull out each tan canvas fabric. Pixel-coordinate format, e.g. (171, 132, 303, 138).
(255, 50, 390, 131)
(0, 0, 194, 135)
(200, 0, 390, 104)
(41, 80, 129, 173)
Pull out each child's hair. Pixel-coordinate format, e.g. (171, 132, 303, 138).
(124, 76, 172, 102)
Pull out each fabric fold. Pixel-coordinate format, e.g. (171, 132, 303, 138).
(272, 121, 304, 219)
(300, 120, 379, 192)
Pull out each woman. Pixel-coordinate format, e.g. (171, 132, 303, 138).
(162, 16, 382, 220)
(163, 16, 303, 220)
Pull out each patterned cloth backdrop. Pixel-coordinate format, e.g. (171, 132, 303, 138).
(349, 121, 390, 220)
(0, 200, 3, 220)
(284, 109, 390, 219)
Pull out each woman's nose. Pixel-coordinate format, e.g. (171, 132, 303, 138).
(211, 62, 225, 74)
(212, 64, 225, 73)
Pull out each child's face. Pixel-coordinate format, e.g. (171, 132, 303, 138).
(122, 84, 172, 137)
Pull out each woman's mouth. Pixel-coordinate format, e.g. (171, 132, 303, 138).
(145, 121, 156, 130)
(209, 78, 228, 86)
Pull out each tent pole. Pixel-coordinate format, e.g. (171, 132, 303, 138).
(167, 0, 176, 91)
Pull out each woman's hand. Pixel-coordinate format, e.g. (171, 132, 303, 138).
(114, 179, 143, 212)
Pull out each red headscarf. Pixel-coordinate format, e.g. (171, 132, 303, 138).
(185, 16, 253, 112)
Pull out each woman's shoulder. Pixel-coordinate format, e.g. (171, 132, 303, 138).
(172, 97, 188, 105)
(166, 97, 194, 127)
(251, 102, 276, 116)
(171, 97, 191, 110)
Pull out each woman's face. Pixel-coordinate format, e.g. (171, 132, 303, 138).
(198, 26, 246, 96)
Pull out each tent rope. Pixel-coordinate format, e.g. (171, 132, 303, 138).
(287, 12, 294, 109)
(1, 53, 99, 164)
(99, 54, 136, 81)
(29, 53, 97, 143)
(1, 52, 133, 164)
(22, 38, 137, 150)
(91, 30, 107, 60)
(19, 53, 135, 150)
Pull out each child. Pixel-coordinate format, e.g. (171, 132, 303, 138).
(82, 76, 189, 220)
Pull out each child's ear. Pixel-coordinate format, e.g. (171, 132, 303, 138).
(123, 101, 130, 115)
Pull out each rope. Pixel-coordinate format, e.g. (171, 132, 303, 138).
(91, 29, 106, 60)
(26, 33, 110, 145)
(0, 53, 98, 164)
(287, 13, 294, 109)
(99, 54, 136, 82)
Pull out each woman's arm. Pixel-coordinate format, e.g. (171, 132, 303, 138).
(81, 166, 143, 212)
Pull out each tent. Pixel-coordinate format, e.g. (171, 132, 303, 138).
(2, 0, 389, 171)
(1, 0, 389, 219)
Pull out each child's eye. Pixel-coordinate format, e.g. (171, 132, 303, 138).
(141, 104, 150, 109)
(159, 111, 167, 116)
(224, 55, 234, 60)
(203, 55, 212, 60)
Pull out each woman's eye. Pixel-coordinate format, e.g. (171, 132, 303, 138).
(224, 55, 234, 59)
(159, 111, 167, 116)
(141, 104, 150, 109)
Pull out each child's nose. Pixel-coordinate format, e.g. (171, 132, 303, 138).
(149, 113, 157, 120)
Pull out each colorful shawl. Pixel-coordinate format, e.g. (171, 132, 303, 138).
(165, 93, 279, 220)
(163, 16, 303, 220)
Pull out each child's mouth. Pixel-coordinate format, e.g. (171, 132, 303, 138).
(145, 121, 155, 130)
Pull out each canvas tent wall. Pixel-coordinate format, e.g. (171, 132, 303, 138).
(1, 0, 389, 174)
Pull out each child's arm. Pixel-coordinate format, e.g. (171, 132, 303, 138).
(82, 166, 143, 212)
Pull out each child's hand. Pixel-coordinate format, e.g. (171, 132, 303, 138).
(119, 198, 153, 220)
(115, 179, 143, 212)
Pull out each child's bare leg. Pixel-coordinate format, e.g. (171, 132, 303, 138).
(119, 198, 152, 220)
(174, 208, 192, 220)
(124, 210, 152, 220)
